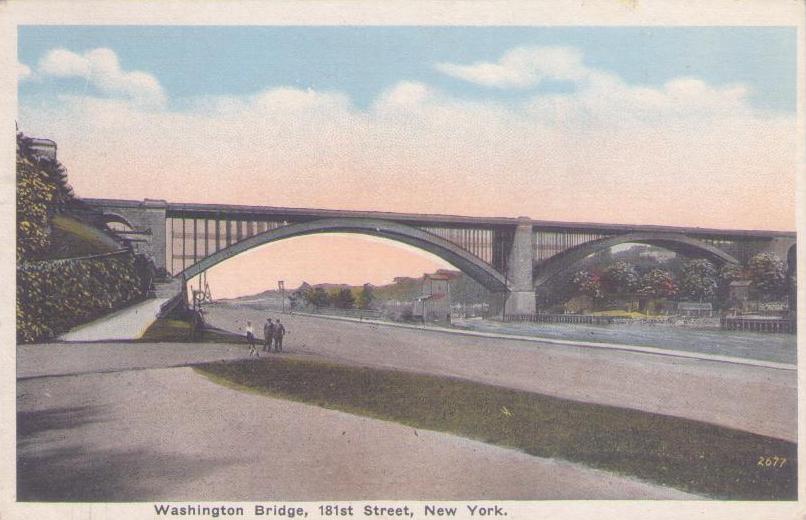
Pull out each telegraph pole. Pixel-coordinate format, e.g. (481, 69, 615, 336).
(279, 280, 285, 313)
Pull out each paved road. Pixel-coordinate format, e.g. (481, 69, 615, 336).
(17, 367, 696, 500)
(17, 302, 795, 500)
(205, 303, 797, 442)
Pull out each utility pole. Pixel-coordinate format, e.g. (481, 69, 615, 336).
(279, 280, 285, 313)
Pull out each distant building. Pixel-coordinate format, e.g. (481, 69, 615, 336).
(726, 280, 752, 312)
(728, 280, 752, 302)
(677, 302, 713, 317)
(434, 269, 462, 280)
(28, 138, 57, 161)
(414, 273, 452, 323)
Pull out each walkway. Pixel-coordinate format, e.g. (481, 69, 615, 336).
(58, 279, 182, 342)
(17, 342, 250, 380)
(17, 367, 697, 500)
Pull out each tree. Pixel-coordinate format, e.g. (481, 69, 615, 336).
(747, 253, 785, 300)
(287, 292, 300, 310)
(571, 270, 603, 300)
(600, 261, 639, 295)
(302, 286, 330, 307)
(356, 283, 374, 309)
(680, 259, 718, 301)
(636, 268, 678, 298)
(332, 288, 355, 309)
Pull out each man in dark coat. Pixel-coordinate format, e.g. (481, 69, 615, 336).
(263, 318, 274, 352)
(273, 319, 286, 352)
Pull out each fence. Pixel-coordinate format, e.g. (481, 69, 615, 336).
(299, 307, 384, 321)
(17, 248, 131, 271)
(720, 316, 796, 334)
(503, 313, 615, 325)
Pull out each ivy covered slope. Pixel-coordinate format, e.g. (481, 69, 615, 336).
(16, 133, 148, 343)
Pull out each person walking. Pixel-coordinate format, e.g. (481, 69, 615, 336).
(263, 318, 275, 352)
(273, 319, 286, 352)
(245, 321, 258, 357)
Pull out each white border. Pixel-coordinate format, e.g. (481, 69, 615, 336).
(1, 1, 803, 519)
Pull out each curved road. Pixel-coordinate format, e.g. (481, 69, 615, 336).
(17, 367, 695, 500)
(205, 303, 796, 442)
(17, 302, 794, 501)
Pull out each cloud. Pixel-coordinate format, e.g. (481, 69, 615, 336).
(18, 62, 33, 81)
(377, 81, 433, 107)
(18, 48, 795, 233)
(37, 48, 166, 108)
(435, 46, 591, 89)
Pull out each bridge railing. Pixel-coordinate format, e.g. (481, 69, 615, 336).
(503, 313, 615, 325)
(298, 307, 384, 321)
(720, 316, 796, 334)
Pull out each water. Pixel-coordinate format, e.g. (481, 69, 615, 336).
(452, 318, 797, 365)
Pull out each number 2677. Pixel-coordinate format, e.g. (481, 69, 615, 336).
(757, 456, 787, 468)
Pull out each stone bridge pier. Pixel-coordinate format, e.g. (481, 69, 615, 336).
(89, 199, 169, 271)
(503, 219, 537, 316)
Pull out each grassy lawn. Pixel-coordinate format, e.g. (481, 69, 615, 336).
(140, 318, 247, 343)
(196, 357, 796, 500)
(49, 215, 121, 257)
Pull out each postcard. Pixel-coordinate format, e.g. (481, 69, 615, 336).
(1, 1, 804, 519)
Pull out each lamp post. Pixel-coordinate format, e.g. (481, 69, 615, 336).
(278, 280, 285, 313)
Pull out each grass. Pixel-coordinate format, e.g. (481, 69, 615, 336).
(140, 318, 248, 343)
(195, 357, 796, 500)
(49, 215, 121, 257)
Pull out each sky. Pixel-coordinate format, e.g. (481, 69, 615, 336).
(17, 26, 797, 297)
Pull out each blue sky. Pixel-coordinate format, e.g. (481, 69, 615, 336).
(16, 25, 797, 294)
(16, 25, 797, 232)
(19, 26, 796, 112)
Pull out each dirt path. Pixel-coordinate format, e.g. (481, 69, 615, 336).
(17, 367, 698, 501)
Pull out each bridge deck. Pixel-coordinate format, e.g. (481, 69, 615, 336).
(82, 198, 795, 239)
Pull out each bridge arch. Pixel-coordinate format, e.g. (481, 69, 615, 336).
(177, 217, 510, 293)
(533, 232, 740, 288)
(100, 212, 137, 231)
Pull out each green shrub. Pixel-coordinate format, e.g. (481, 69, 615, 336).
(17, 252, 145, 343)
(16, 132, 75, 262)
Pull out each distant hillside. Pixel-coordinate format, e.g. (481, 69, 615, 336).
(229, 269, 489, 305)
(224, 282, 351, 302)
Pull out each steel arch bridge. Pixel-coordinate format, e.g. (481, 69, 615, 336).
(80, 198, 797, 315)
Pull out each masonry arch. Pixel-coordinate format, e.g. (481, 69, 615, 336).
(101, 212, 137, 232)
(177, 217, 510, 293)
(533, 232, 740, 288)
